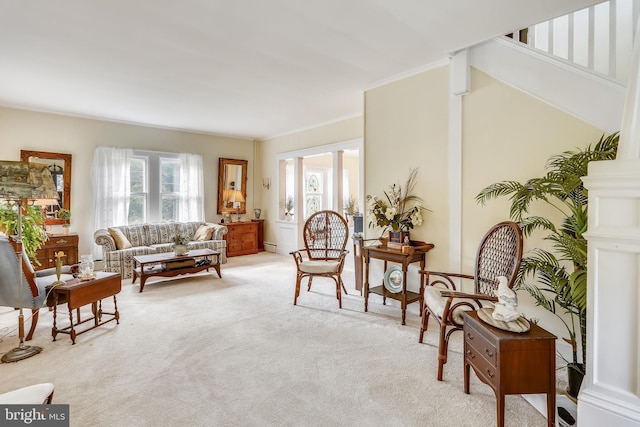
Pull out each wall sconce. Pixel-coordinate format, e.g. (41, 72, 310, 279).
(263, 178, 271, 190)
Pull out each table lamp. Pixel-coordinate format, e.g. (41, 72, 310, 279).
(232, 190, 245, 222)
(0, 161, 58, 363)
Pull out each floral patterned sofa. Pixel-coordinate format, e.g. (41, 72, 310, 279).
(94, 222, 227, 278)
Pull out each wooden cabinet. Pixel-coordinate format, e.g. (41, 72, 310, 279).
(223, 222, 258, 257)
(251, 219, 264, 251)
(37, 233, 79, 270)
(463, 311, 557, 427)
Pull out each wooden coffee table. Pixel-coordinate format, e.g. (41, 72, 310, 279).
(132, 249, 221, 292)
(46, 272, 121, 345)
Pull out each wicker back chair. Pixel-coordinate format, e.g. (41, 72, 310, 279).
(291, 210, 349, 308)
(419, 221, 523, 381)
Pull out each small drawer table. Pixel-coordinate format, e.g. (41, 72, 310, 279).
(463, 311, 557, 427)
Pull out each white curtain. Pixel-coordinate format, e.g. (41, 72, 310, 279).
(92, 146, 133, 259)
(178, 153, 204, 222)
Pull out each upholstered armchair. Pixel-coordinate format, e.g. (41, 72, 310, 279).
(0, 236, 76, 341)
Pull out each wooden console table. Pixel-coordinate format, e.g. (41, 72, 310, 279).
(363, 243, 434, 325)
(223, 221, 258, 256)
(46, 272, 121, 345)
(11, 233, 78, 270)
(251, 219, 265, 251)
(463, 311, 557, 427)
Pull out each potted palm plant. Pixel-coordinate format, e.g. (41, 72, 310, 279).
(475, 132, 619, 398)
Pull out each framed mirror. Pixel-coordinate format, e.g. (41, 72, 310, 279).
(217, 158, 247, 215)
(20, 150, 72, 225)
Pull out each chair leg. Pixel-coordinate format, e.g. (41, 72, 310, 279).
(437, 324, 450, 382)
(419, 306, 430, 343)
(335, 278, 342, 309)
(339, 276, 347, 295)
(294, 274, 303, 305)
(26, 308, 39, 341)
(307, 276, 314, 291)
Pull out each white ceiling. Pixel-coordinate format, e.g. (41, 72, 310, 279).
(0, 0, 603, 140)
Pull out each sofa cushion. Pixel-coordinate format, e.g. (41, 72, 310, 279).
(108, 228, 132, 250)
(146, 223, 173, 245)
(193, 224, 213, 241)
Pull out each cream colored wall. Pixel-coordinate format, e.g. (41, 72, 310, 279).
(364, 66, 450, 271)
(462, 69, 604, 339)
(0, 107, 254, 256)
(343, 155, 360, 206)
(256, 117, 363, 243)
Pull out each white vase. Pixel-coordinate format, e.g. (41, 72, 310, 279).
(173, 244, 188, 256)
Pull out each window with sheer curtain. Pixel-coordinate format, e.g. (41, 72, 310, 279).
(92, 147, 204, 256)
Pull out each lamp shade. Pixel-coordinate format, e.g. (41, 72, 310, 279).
(0, 161, 34, 200)
(233, 190, 245, 203)
(0, 161, 58, 201)
(223, 188, 235, 202)
(33, 198, 59, 207)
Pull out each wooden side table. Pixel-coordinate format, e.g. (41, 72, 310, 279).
(352, 236, 381, 294)
(363, 243, 434, 325)
(463, 311, 557, 427)
(46, 272, 121, 344)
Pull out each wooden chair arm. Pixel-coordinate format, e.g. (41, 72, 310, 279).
(418, 271, 474, 280)
(290, 250, 304, 266)
(440, 290, 498, 302)
(419, 271, 474, 292)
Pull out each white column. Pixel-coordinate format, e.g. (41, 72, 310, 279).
(580, 16, 640, 427)
(449, 50, 467, 274)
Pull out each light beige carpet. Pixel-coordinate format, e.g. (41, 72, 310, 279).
(0, 252, 548, 426)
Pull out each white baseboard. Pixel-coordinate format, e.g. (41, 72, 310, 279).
(522, 393, 576, 427)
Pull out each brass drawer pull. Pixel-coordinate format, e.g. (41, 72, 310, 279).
(486, 369, 495, 378)
(56, 239, 68, 244)
(466, 333, 474, 340)
(485, 349, 494, 357)
(466, 350, 475, 359)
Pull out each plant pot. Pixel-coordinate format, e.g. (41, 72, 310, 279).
(172, 244, 189, 256)
(567, 363, 584, 398)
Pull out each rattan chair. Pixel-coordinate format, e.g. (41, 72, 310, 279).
(419, 221, 523, 381)
(291, 210, 349, 308)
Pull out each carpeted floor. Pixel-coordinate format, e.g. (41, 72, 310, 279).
(0, 252, 548, 426)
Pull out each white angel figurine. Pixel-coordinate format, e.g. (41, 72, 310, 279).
(492, 276, 521, 322)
